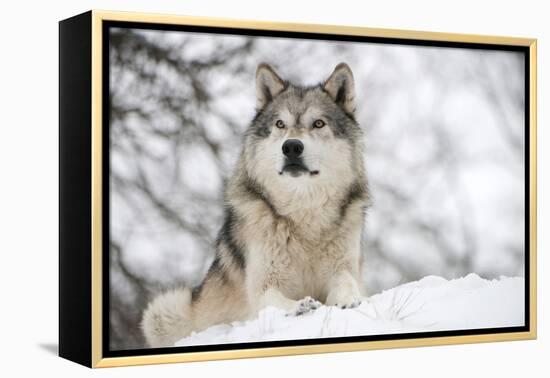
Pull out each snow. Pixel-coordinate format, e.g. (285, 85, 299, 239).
(175, 274, 524, 346)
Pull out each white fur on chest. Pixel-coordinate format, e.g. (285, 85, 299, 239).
(243, 203, 363, 302)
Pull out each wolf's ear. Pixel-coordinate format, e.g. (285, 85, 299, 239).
(323, 63, 356, 114)
(256, 63, 285, 109)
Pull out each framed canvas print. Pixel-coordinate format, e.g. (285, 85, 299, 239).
(59, 10, 537, 368)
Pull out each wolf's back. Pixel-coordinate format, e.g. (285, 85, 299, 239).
(141, 265, 248, 348)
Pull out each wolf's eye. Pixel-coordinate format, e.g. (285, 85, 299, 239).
(313, 119, 326, 128)
(275, 120, 285, 129)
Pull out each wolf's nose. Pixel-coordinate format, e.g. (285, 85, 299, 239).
(282, 139, 304, 158)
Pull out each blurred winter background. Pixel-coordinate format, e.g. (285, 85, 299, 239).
(108, 27, 525, 350)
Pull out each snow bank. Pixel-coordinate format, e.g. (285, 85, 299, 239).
(175, 274, 524, 346)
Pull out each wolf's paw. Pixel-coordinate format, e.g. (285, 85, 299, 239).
(288, 296, 322, 316)
(335, 298, 362, 309)
(326, 275, 363, 310)
(326, 292, 362, 309)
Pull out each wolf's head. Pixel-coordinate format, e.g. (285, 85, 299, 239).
(241, 63, 365, 209)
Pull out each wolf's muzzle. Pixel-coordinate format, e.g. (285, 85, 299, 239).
(280, 139, 318, 176)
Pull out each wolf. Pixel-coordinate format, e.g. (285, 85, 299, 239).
(142, 62, 370, 348)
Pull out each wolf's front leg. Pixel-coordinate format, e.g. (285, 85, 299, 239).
(325, 270, 362, 309)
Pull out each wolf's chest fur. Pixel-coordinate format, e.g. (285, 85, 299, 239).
(237, 193, 365, 302)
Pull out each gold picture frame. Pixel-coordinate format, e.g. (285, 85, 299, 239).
(59, 9, 537, 368)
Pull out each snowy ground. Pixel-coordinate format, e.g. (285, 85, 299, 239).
(175, 274, 524, 346)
